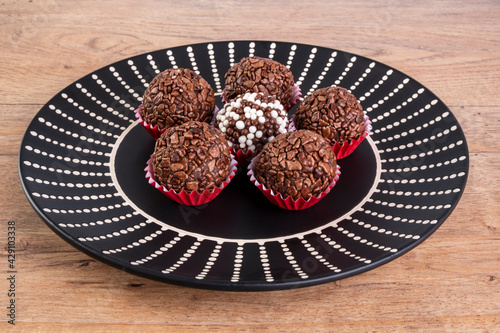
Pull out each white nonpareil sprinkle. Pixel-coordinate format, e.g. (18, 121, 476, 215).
(236, 120, 245, 130)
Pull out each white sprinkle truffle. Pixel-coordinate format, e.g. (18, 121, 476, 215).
(215, 92, 289, 153)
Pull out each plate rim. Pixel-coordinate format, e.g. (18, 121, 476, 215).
(17, 40, 470, 291)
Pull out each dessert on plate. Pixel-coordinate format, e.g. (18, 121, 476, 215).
(146, 121, 237, 205)
(214, 92, 288, 165)
(222, 56, 300, 110)
(292, 86, 371, 159)
(137, 68, 216, 139)
(248, 129, 340, 210)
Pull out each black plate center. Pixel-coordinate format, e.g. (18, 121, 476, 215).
(112, 123, 378, 240)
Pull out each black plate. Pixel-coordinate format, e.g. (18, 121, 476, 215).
(18, 41, 469, 291)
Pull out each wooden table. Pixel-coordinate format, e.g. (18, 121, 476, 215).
(1, 0, 499, 331)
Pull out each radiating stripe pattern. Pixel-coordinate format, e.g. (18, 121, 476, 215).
(19, 41, 468, 291)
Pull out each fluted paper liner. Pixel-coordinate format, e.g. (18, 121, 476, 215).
(247, 156, 341, 210)
(145, 153, 238, 206)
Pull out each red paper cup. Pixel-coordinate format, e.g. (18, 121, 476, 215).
(230, 147, 257, 168)
(145, 153, 238, 206)
(135, 104, 166, 140)
(289, 114, 372, 160)
(247, 156, 341, 210)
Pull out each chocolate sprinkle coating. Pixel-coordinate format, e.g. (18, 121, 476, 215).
(153, 121, 231, 193)
(254, 130, 337, 200)
(215, 92, 288, 153)
(223, 56, 295, 107)
(294, 86, 366, 145)
(141, 68, 215, 130)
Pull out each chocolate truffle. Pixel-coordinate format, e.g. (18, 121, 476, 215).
(140, 68, 215, 131)
(152, 121, 231, 193)
(215, 92, 288, 153)
(294, 86, 366, 145)
(223, 56, 295, 107)
(254, 130, 337, 200)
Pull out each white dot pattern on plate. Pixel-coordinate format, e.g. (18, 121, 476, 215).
(280, 240, 308, 279)
(227, 42, 236, 67)
(248, 42, 255, 57)
(83, 220, 153, 244)
(319, 233, 372, 264)
(19, 41, 468, 291)
(127, 59, 148, 88)
(71, 82, 132, 120)
(102, 229, 165, 255)
(162, 240, 201, 274)
(300, 238, 340, 272)
(358, 68, 394, 102)
(108, 66, 142, 101)
(185, 46, 200, 75)
(58, 211, 138, 228)
(166, 50, 179, 69)
(286, 44, 297, 68)
(131, 233, 182, 266)
(259, 245, 274, 282)
(230, 245, 244, 282)
(195, 243, 223, 280)
(84, 77, 137, 113)
(349, 62, 376, 91)
(207, 43, 222, 93)
(295, 47, 317, 87)
(305, 51, 337, 96)
(146, 54, 161, 75)
(333, 56, 357, 86)
(36, 117, 114, 148)
(268, 42, 276, 59)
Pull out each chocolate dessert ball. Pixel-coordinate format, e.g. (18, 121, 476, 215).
(254, 130, 337, 200)
(140, 68, 215, 130)
(294, 86, 366, 145)
(152, 121, 231, 193)
(215, 92, 288, 153)
(223, 56, 295, 107)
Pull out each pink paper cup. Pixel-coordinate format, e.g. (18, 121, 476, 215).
(247, 156, 341, 210)
(145, 153, 238, 206)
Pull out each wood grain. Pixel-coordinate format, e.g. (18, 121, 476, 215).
(1, 0, 499, 331)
